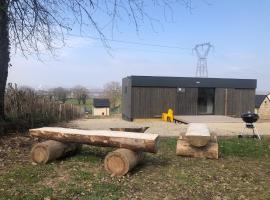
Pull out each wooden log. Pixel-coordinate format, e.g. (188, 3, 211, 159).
(31, 140, 81, 164)
(176, 139, 218, 159)
(179, 133, 217, 143)
(185, 123, 211, 147)
(30, 127, 159, 153)
(104, 148, 143, 176)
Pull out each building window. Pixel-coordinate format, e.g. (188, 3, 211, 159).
(124, 86, 128, 94)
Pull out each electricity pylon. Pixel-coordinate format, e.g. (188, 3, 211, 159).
(194, 42, 213, 77)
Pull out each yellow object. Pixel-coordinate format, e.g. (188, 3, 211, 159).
(162, 109, 174, 122)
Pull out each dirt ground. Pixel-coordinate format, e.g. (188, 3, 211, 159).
(63, 117, 270, 137)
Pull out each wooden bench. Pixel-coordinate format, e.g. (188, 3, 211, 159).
(30, 127, 159, 176)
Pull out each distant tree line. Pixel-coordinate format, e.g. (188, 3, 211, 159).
(50, 86, 89, 105)
(50, 81, 122, 110)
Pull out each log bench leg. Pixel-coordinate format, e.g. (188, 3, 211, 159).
(176, 139, 218, 159)
(31, 140, 82, 164)
(104, 148, 143, 176)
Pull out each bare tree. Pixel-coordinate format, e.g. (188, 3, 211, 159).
(103, 81, 121, 109)
(72, 86, 88, 105)
(0, 0, 192, 120)
(52, 87, 69, 103)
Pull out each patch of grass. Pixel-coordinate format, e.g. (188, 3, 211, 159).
(175, 170, 193, 185)
(0, 165, 55, 200)
(159, 137, 177, 152)
(0, 186, 53, 200)
(72, 169, 94, 181)
(64, 183, 88, 196)
(160, 137, 270, 158)
(0, 164, 54, 185)
(67, 146, 111, 163)
(69, 151, 101, 163)
(91, 183, 121, 200)
(56, 178, 121, 200)
(51, 183, 91, 200)
(219, 138, 270, 158)
(66, 98, 92, 111)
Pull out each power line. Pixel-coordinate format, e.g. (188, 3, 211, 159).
(110, 47, 191, 55)
(68, 33, 191, 50)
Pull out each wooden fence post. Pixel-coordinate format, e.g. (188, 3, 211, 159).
(59, 104, 62, 121)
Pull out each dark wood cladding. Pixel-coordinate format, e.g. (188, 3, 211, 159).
(219, 88, 255, 117)
(227, 89, 255, 117)
(176, 88, 198, 115)
(124, 87, 255, 119)
(131, 87, 200, 117)
(132, 87, 176, 118)
(214, 88, 225, 115)
(122, 78, 132, 120)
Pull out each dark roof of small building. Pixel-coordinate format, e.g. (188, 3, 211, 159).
(93, 98, 110, 108)
(255, 95, 270, 108)
(125, 76, 257, 89)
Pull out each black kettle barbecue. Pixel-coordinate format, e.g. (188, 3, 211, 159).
(240, 111, 261, 139)
(241, 112, 259, 124)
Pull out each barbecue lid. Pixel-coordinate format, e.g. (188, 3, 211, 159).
(241, 112, 259, 123)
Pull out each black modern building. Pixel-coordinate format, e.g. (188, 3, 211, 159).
(122, 76, 257, 121)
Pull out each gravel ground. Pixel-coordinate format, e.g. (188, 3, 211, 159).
(63, 117, 270, 137)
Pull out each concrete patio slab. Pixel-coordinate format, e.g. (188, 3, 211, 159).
(174, 115, 242, 124)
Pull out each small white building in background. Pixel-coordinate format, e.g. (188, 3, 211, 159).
(92, 98, 110, 116)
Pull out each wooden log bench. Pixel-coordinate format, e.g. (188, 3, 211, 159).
(176, 123, 218, 159)
(30, 127, 159, 176)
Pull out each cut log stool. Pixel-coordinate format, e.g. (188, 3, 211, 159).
(176, 123, 218, 159)
(176, 138, 218, 159)
(104, 148, 143, 176)
(31, 140, 81, 164)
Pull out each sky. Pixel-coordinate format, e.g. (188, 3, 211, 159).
(7, 0, 270, 92)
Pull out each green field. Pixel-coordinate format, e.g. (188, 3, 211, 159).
(66, 98, 93, 112)
(66, 98, 121, 114)
(1, 136, 270, 199)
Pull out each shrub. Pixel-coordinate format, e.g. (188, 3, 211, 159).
(3, 83, 83, 133)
